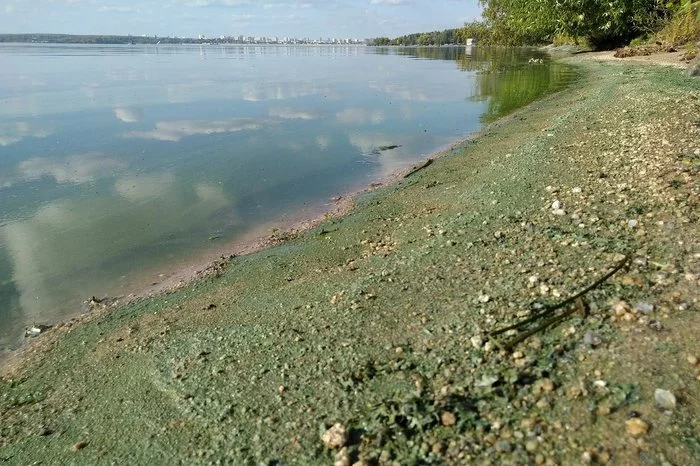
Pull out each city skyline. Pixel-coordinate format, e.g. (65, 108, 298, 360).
(0, 0, 482, 39)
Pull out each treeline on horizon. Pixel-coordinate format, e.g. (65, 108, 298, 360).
(0, 34, 207, 44)
(371, 0, 700, 50)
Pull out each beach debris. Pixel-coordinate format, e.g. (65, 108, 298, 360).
(321, 423, 348, 449)
(71, 440, 88, 452)
(489, 254, 630, 351)
(625, 418, 649, 437)
(583, 331, 603, 348)
(403, 158, 433, 178)
(24, 324, 51, 338)
(634, 301, 654, 314)
(654, 389, 677, 411)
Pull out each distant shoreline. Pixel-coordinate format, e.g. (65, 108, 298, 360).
(0, 33, 368, 46)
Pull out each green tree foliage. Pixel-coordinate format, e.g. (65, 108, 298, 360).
(480, 0, 677, 48)
(369, 28, 463, 46)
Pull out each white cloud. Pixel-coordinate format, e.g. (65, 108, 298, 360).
(99, 6, 139, 14)
(123, 118, 263, 141)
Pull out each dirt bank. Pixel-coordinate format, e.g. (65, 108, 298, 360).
(0, 56, 698, 465)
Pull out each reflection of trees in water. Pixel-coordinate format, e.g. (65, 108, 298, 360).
(382, 47, 575, 124)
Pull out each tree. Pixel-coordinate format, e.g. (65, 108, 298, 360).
(480, 0, 675, 48)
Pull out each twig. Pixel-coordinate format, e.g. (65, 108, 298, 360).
(490, 254, 631, 337)
(500, 298, 585, 351)
(403, 158, 433, 178)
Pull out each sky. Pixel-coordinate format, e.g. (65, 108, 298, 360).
(0, 0, 482, 39)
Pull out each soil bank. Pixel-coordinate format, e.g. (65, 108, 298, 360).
(0, 56, 698, 465)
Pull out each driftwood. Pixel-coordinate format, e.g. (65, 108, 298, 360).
(403, 158, 433, 178)
(489, 254, 631, 351)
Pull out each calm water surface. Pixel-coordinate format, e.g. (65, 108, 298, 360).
(0, 44, 574, 349)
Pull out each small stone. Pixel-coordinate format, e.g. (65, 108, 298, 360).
(478, 294, 491, 303)
(545, 186, 559, 194)
(584, 332, 602, 348)
(476, 374, 499, 388)
(441, 411, 457, 426)
(628, 219, 638, 228)
(71, 441, 88, 452)
(571, 187, 582, 194)
(688, 355, 698, 365)
(470, 335, 484, 349)
(494, 230, 504, 240)
(625, 418, 649, 437)
(525, 440, 538, 452)
(321, 423, 348, 449)
(634, 302, 654, 314)
(654, 389, 677, 411)
(648, 320, 663, 332)
(551, 200, 562, 210)
(552, 209, 566, 216)
(512, 351, 524, 360)
(334, 447, 350, 466)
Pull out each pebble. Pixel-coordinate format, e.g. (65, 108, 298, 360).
(688, 355, 698, 365)
(441, 411, 457, 426)
(321, 423, 348, 449)
(525, 440, 538, 452)
(628, 219, 638, 228)
(476, 375, 499, 388)
(625, 418, 649, 437)
(470, 335, 484, 349)
(654, 389, 677, 411)
(552, 209, 566, 216)
(551, 200, 562, 210)
(583, 332, 603, 348)
(71, 441, 88, 452)
(478, 294, 491, 303)
(334, 447, 350, 466)
(634, 301, 654, 314)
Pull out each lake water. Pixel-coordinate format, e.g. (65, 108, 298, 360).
(0, 44, 574, 350)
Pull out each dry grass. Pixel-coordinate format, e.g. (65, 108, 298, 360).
(657, 11, 700, 46)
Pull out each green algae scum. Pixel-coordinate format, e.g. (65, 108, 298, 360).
(1, 57, 699, 465)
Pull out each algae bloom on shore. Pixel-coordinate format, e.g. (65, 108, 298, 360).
(1, 51, 699, 465)
(0, 44, 573, 352)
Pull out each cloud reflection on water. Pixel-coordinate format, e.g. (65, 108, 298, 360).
(114, 107, 143, 123)
(0, 122, 52, 147)
(123, 118, 264, 142)
(18, 153, 126, 184)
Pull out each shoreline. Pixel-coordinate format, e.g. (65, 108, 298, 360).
(1, 54, 697, 464)
(0, 129, 480, 370)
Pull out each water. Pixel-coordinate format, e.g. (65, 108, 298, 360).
(0, 44, 574, 349)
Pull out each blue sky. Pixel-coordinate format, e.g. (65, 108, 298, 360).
(0, 0, 482, 39)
